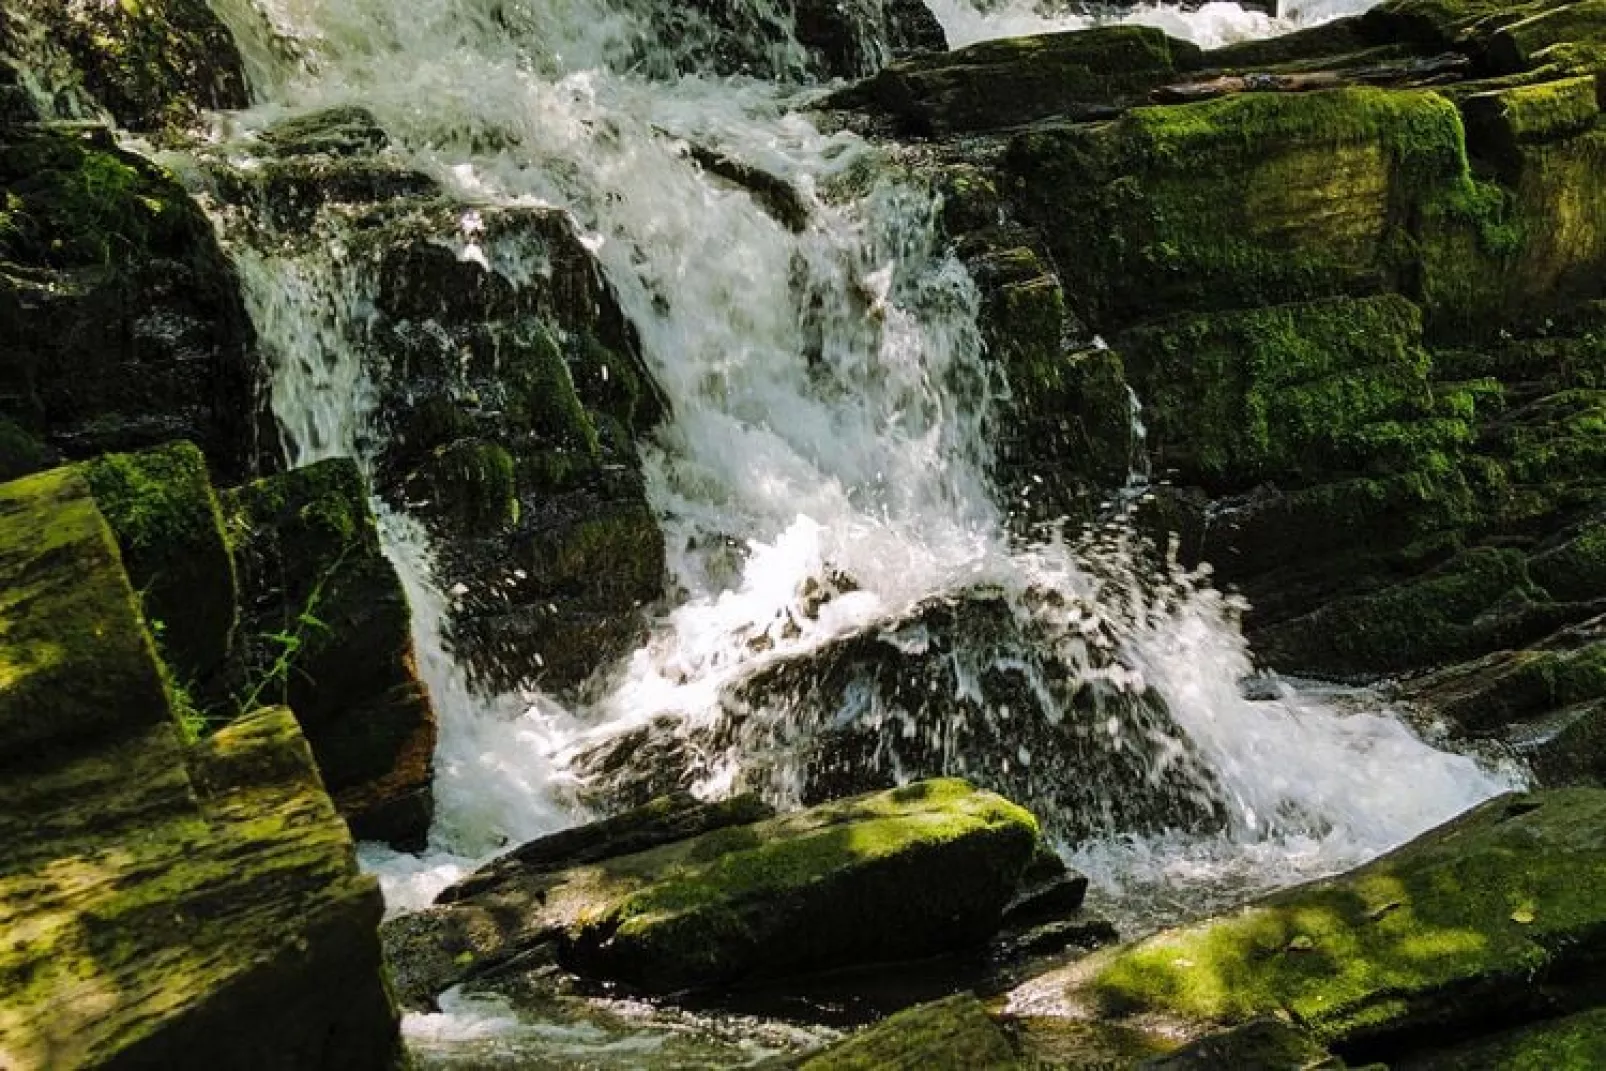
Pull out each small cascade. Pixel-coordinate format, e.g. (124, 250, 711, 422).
(187, 0, 1521, 943)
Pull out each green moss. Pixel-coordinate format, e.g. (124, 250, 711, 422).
(563, 779, 1042, 990)
(1462, 76, 1600, 169)
(1257, 546, 1544, 676)
(1416, 1007, 1606, 1070)
(0, 466, 171, 758)
(1074, 790, 1606, 1053)
(801, 995, 1021, 1071)
(1008, 89, 1472, 327)
(1120, 295, 1472, 489)
(82, 442, 237, 683)
(415, 440, 519, 535)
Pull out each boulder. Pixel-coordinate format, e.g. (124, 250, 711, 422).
(0, 0, 247, 132)
(0, 465, 402, 1068)
(385, 779, 1043, 1001)
(572, 586, 1227, 841)
(1020, 789, 1606, 1063)
(0, 127, 270, 482)
(1400, 1004, 1606, 1069)
(652, 0, 946, 81)
(223, 458, 437, 848)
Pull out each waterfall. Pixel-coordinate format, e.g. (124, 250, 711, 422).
(189, 0, 1519, 926)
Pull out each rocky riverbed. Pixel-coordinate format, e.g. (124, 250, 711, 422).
(3, 0, 1605, 1066)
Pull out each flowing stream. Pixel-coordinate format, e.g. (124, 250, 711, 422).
(180, 0, 1521, 1062)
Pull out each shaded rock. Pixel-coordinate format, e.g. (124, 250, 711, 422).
(831, 26, 1201, 136)
(1400, 1004, 1606, 1069)
(1, 0, 248, 132)
(222, 458, 437, 848)
(0, 127, 270, 482)
(82, 441, 237, 688)
(0, 463, 401, 1068)
(385, 779, 1042, 1000)
(658, 0, 946, 81)
(438, 791, 776, 904)
(1024, 790, 1606, 1062)
(1138, 1018, 1346, 1069)
(798, 994, 1020, 1070)
(0, 466, 171, 759)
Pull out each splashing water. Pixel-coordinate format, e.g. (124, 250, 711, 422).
(925, 0, 1378, 51)
(191, 0, 1518, 952)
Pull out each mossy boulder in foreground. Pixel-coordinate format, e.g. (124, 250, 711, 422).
(384, 779, 1044, 1001)
(1025, 788, 1606, 1062)
(0, 466, 402, 1068)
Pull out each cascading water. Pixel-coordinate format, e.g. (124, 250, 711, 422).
(185, 0, 1521, 1052)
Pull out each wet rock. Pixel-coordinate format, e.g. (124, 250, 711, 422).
(1, 0, 248, 132)
(831, 25, 1201, 136)
(0, 127, 270, 482)
(0, 465, 401, 1067)
(576, 587, 1227, 841)
(361, 203, 667, 693)
(222, 458, 437, 848)
(660, 0, 946, 81)
(1138, 1019, 1346, 1069)
(1022, 790, 1606, 1062)
(385, 779, 1043, 1000)
(798, 994, 1020, 1070)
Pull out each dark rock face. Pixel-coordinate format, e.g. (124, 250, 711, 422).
(571, 587, 1225, 840)
(651, 0, 947, 81)
(223, 459, 438, 848)
(0, 127, 270, 483)
(0, 0, 248, 131)
(385, 780, 1043, 1003)
(0, 465, 403, 1069)
(200, 107, 670, 696)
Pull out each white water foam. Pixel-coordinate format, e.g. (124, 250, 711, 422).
(926, 0, 1380, 51)
(197, 0, 1518, 943)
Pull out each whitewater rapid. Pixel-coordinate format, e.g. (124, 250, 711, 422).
(190, 0, 1520, 935)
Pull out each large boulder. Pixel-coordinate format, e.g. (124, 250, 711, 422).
(573, 586, 1226, 840)
(0, 465, 402, 1068)
(384, 779, 1044, 1001)
(1013, 789, 1606, 1063)
(0, 127, 270, 483)
(222, 458, 437, 848)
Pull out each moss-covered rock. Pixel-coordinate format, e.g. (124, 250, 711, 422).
(800, 994, 1021, 1071)
(0, 706, 404, 1067)
(832, 25, 1200, 136)
(1039, 790, 1606, 1060)
(82, 441, 236, 687)
(1119, 295, 1467, 490)
(1005, 87, 1470, 330)
(0, 127, 268, 481)
(222, 458, 436, 848)
(385, 779, 1043, 1000)
(0, 465, 169, 758)
(3, 0, 247, 133)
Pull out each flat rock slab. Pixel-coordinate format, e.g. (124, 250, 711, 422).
(387, 778, 1043, 1000)
(1011, 789, 1606, 1061)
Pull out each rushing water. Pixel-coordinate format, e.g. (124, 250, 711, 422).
(179, 0, 1521, 1059)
